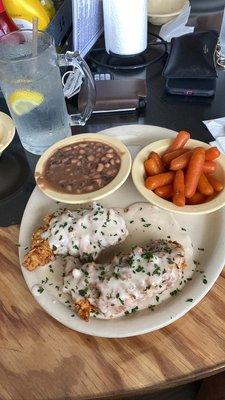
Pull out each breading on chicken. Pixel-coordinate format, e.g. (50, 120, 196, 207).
(74, 299, 97, 321)
(23, 216, 54, 271)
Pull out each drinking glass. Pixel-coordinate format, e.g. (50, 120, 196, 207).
(0, 30, 95, 154)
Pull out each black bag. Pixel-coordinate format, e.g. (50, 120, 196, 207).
(163, 30, 218, 97)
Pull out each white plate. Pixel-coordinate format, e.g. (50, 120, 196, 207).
(19, 125, 225, 337)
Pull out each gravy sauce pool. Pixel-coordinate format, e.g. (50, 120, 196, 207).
(30, 203, 195, 320)
(43, 141, 121, 194)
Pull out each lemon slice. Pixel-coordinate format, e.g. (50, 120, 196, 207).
(8, 90, 44, 116)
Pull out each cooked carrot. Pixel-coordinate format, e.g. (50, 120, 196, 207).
(197, 173, 214, 196)
(145, 172, 175, 191)
(162, 148, 188, 165)
(164, 131, 190, 155)
(144, 157, 160, 176)
(172, 170, 185, 207)
(186, 192, 206, 205)
(170, 150, 193, 171)
(155, 184, 173, 199)
(207, 175, 224, 192)
(185, 148, 205, 198)
(202, 161, 217, 174)
(205, 147, 220, 161)
(149, 151, 165, 173)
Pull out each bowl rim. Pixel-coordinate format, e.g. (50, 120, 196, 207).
(35, 133, 132, 204)
(147, 0, 189, 17)
(132, 138, 225, 215)
(0, 111, 15, 154)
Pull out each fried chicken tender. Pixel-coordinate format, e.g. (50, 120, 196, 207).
(23, 214, 54, 271)
(74, 299, 96, 321)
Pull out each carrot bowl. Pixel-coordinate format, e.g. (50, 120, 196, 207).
(132, 139, 225, 215)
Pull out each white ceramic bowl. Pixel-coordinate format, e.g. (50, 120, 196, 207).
(0, 112, 15, 156)
(148, 0, 189, 25)
(35, 133, 132, 204)
(132, 138, 225, 215)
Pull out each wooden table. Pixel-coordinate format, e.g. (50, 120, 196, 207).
(1, 226, 225, 400)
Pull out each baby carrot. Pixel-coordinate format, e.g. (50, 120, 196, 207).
(202, 161, 217, 174)
(149, 151, 165, 173)
(155, 184, 173, 199)
(186, 192, 206, 205)
(207, 175, 224, 192)
(205, 147, 220, 161)
(164, 131, 190, 154)
(172, 170, 185, 207)
(185, 148, 205, 198)
(144, 157, 160, 176)
(145, 172, 175, 191)
(197, 173, 214, 196)
(162, 148, 188, 164)
(170, 150, 193, 171)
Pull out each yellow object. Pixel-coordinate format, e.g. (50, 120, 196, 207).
(3, 0, 50, 31)
(8, 90, 44, 116)
(39, 0, 56, 19)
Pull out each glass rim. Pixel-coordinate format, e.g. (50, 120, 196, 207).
(0, 29, 55, 64)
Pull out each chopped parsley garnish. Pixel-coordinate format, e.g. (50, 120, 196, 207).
(186, 298, 193, 302)
(142, 251, 153, 262)
(167, 236, 171, 239)
(49, 265, 54, 273)
(37, 287, 44, 294)
(52, 245, 57, 251)
(158, 226, 161, 230)
(145, 285, 151, 291)
(55, 285, 60, 291)
(141, 217, 146, 222)
(54, 230, 59, 235)
(59, 235, 62, 241)
(70, 314, 75, 317)
(143, 223, 151, 228)
(101, 231, 105, 236)
(131, 306, 138, 313)
(124, 311, 130, 316)
(167, 258, 174, 265)
(198, 247, 205, 251)
(130, 220, 134, 224)
(135, 265, 144, 273)
(156, 296, 159, 302)
(170, 289, 180, 296)
(73, 244, 79, 250)
(81, 224, 87, 229)
(62, 222, 68, 228)
(148, 305, 155, 311)
(203, 278, 207, 284)
(152, 266, 161, 276)
(79, 288, 88, 297)
(181, 227, 186, 231)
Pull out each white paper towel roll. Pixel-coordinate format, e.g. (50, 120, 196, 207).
(103, 0, 147, 56)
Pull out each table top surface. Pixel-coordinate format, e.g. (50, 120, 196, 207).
(1, 53, 225, 400)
